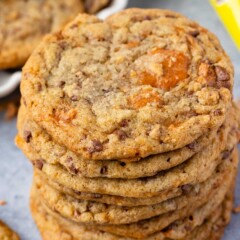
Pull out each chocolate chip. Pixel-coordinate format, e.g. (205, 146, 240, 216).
(120, 119, 128, 127)
(33, 159, 44, 170)
(213, 109, 222, 116)
(115, 130, 128, 140)
(88, 140, 103, 153)
(58, 81, 65, 88)
(215, 66, 230, 82)
(166, 157, 171, 163)
(70, 23, 78, 29)
(189, 215, 194, 221)
(189, 30, 200, 37)
(37, 82, 42, 91)
(66, 157, 78, 175)
(93, 193, 102, 198)
(222, 150, 231, 160)
(165, 14, 177, 19)
(24, 130, 32, 143)
(74, 210, 81, 218)
(70, 95, 78, 101)
(59, 41, 68, 50)
(102, 88, 111, 93)
(100, 166, 108, 175)
(181, 184, 193, 194)
(144, 15, 152, 20)
(87, 202, 94, 211)
(73, 190, 81, 195)
(187, 141, 198, 150)
(120, 162, 126, 167)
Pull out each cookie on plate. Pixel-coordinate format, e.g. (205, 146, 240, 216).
(0, 0, 84, 69)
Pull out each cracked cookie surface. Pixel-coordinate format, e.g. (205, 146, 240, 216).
(21, 8, 234, 160)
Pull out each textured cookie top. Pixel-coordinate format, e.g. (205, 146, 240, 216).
(0, 0, 84, 69)
(21, 9, 234, 160)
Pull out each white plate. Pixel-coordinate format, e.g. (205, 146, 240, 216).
(0, 0, 128, 99)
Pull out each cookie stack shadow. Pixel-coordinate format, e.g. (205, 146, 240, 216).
(16, 9, 240, 240)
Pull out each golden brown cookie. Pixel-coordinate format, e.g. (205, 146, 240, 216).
(0, 0, 84, 69)
(21, 9, 233, 160)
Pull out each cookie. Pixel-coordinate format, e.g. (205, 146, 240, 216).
(17, 103, 228, 178)
(21, 8, 233, 160)
(30, 174, 235, 240)
(30, 127, 236, 198)
(38, 146, 235, 207)
(43, 174, 183, 207)
(0, 220, 19, 240)
(0, 0, 84, 69)
(34, 153, 230, 225)
(40, 149, 236, 238)
(29, 193, 216, 240)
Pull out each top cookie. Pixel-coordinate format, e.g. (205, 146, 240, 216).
(21, 8, 234, 160)
(0, 0, 84, 69)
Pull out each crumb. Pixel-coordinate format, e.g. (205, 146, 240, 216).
(5, 102, 18, 120)
(233, 205, 240, 213)
(0, 87, 20, 120)
(0, 200, 7, 206)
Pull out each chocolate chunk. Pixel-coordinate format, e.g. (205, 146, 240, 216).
(120, 119, 128, 127)
(120, 162, 126, 167)
(70, 95, 78, 101)
(215, 66, 230, 82)
(37, 82, 42, 91)
(66, 157, 78, 175)
(222, 150, 231, 160)
(189, 30, 200, 37)
(144, 15, 152, 20)
(87, 202, 94, 211)
(100, 166, 108, 175)
(74, 210, 81, 218)
(58, 81, 65, 88)
(24, 130, 32, 143)
(181, 184, 193, 194)
(187, 141, 198, 150)
(189, 215, 194, 221)
(88, 140, 103, 153)
(73, 190, 81, 195)
(115, 130, 128, 140)
(213, 109, 222, 116)
(33, 159, 44, 170)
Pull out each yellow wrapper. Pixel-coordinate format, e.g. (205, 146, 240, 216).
(210, 0, 240, 49)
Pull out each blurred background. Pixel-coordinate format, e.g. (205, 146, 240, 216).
(0, 1, 240, 239)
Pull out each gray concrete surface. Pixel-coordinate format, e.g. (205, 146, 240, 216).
(0, 0, 239, 239)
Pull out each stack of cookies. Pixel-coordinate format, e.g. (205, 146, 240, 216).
(16, 9, 240, 240)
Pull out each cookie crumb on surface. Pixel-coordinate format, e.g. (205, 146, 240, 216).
(233, 205, 240, 213)
(0, 200, 7, 206)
